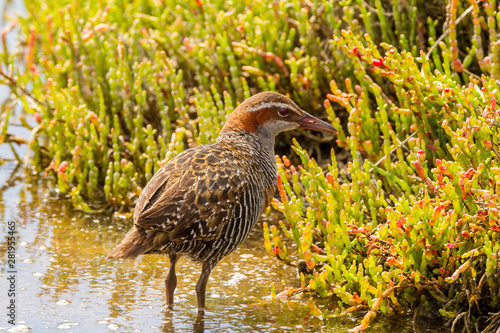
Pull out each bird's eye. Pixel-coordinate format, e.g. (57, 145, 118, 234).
(278, 108, 289, 117)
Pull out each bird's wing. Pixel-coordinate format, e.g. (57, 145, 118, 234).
(134, 145, 253, 243)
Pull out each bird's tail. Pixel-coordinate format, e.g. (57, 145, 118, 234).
(106, 225, 149, 260)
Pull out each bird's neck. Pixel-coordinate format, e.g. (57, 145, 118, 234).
(217, 129, 276, 167)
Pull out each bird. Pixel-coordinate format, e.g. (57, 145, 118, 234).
(107, 91, 337, 313)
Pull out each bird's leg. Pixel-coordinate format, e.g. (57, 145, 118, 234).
(193, 312, 206, 333)
(165, 254, 180, 309)
(195, 261, 216, 313)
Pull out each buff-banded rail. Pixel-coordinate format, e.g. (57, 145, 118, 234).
(107, 92, 338, 313)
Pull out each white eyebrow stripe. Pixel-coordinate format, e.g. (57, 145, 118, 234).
(247, 101, 300, 113)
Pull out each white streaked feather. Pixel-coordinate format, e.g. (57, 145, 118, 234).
(247, 101, 300, 114)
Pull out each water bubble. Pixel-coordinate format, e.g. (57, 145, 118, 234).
(7, 325, 30, 333)
(57, 324, 71, 329)
(240, 254, 255, 259)
(107, 323, 119, 331)
(57, 323, 79, 329)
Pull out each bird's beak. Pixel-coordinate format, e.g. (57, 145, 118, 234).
(296, 112, 338, 133)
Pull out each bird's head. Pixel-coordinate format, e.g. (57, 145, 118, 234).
(220, 92, 338, 139)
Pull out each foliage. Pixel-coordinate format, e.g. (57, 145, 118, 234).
(1, 0, 500, 331)
(269, 71, 500, 330)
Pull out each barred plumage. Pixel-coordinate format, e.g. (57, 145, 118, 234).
(107, 92, 337, 312)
